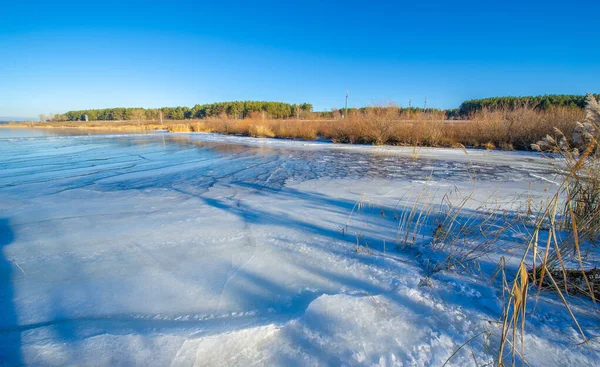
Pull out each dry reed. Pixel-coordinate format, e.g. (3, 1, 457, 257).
(9, 105, 584, 151)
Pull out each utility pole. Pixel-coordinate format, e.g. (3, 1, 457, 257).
(408, 98, 412, 109)
(345, 90, 349, 118)
(424, 97, 427, 110)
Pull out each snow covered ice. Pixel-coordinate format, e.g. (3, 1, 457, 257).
(0, 129, 598, 366)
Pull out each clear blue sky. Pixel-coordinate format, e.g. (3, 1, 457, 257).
(1, 0, 599, 119)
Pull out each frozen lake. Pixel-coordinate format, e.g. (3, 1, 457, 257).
(0, 129, 597, 366)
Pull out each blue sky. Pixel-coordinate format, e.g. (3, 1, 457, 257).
(1, 0, 599, 118)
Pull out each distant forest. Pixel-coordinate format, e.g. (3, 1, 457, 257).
(53, 102, 313, 122)
(457, 94, 600, 116)
(49, 94, 599, 121)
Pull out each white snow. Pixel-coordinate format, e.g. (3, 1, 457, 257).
(0, 129, 598, 366)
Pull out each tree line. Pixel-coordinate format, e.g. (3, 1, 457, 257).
(48, 94, 599, 122)
(54, 101, 313, 121)
(458, 94, 600, 116)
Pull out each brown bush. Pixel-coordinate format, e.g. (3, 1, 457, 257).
(452, 107, 583, 150)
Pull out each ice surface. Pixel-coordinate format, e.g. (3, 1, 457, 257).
(0, 129, 598, 366)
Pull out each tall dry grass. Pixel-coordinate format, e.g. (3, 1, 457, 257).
(498, 94, 600, 365)
(162, 106, 582, 150)
(14, 105, 584, 151)
(450, 106, 584, 150)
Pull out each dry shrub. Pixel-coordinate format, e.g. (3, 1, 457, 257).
(329, 117, 364, 143)
(271, 120, 318, 140)
(400, 109, 447, 120)
(327, 105, 580, 149)
(357, 106, 399, 144)
(421, 120, 445, 146)
(190, 122, 212, 133)
(246, 111, 265, 120)
(248, 124, 275, 138)
(454, 107, 583, 150)
(167, 124, 192, 132)
(399, 120, 446, 146)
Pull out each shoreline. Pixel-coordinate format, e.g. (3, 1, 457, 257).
(0, 119, 560, 153)
(0, 124, 554, 171)
(0, 122, 511, 151)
